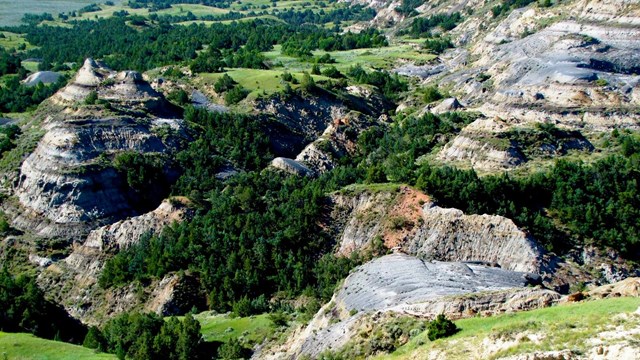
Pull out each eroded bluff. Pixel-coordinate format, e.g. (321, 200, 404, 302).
(330, 185, 544, 273)
(37, 198, 199, 324)
(10, 59, 184, 239)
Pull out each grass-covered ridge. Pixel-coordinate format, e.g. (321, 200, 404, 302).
(379, 297, 640, 359)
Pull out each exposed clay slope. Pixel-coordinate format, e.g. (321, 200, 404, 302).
(436, 117, 594, 172)
(256, 254, 558, 359)
(11, 59, 184, 238)
(331, 186, 544, 273)
(374, 0, 640, 171)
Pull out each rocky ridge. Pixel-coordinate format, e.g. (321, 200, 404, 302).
(9, 59, 184, 238)
(264, 87, 390, 176)
(353, 0, 640, 172)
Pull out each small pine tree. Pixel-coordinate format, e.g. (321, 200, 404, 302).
(423, 86, 442, 103)
(218, 338, 244, 359)
(85, 91, 98, 105)
(83, 326, 106, 351)
(427, 314, 458, 341)
(300, 72, 316, 93)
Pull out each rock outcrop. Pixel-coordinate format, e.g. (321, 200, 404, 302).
(331, 186, 545, 273)
(22, 71, 62, 87)
(431, 97, 464, 114)
(257, 254, 560, 359)
(11, 59, 184, 238)
(409, 202, 544, 273)
(436, 117, 593, 172)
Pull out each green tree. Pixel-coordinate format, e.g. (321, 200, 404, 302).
(177, 314, 201, 360)
(300, 72, 316, 93)
(83, 326, 106, 351)
(214, 74, 236, 93)
(85, 90, 98, 105)
(218, 338, 245, 360)
(427, 314, 458, 341)
(423, 86, 442, 103)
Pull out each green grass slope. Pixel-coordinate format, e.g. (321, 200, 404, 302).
(0, 332, 115, 360)
(195, 312, 275, 344)
(378, 297, 640, 360)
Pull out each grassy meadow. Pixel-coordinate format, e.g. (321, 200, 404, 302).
(194, 312, 276, 344)
(0, 0, 122, 27)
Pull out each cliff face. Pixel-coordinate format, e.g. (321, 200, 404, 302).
(10, 59, 184, 238)
(331, 186, 544, 273)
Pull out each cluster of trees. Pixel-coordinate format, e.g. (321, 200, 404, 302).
(0, 124, 21, 155)
(100, 167, 363, 311)
(492, 0, 536, 17)
(128, 0, 232, 8)
(11, 16, 387, 72)
(0, 48, 23, 77)
(423, 37, 454, 54)
(281, 28, 387, 58)
(0, 268, 86, 343)
(172, 107, 272, 199)
(358, 112, 477, 183)
(402, 12, 463, 37)
(20, 13, 54, 25)
(83, 312, 204, 360)
(0, 75, 68, 113)
(275, 6, 376, 25)
(190, 46, 267, 73)
(395, 0, 425, 16)
(100, 107, 365, 312)
(149, 10, 246, 23)
(346, 64, 408, 101)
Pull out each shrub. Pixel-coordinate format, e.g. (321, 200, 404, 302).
(423, 86, 443, 103)
(84, 90, 98, 105)
(300, 72, 316, 93)
(423, 38, 454, 54)
(427, 314, 459, 341)
(218, 338, 246, 359)
(224, 85, 249, 105)
(281, 71, 293, 82)
(322, 66, 343, 79)
(167, 89, 190, 106)
(83, 326, 106, 351)
(214, 73, 236, 93)
(268, 311, 290, 327)
(595, 78, 608, 87)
